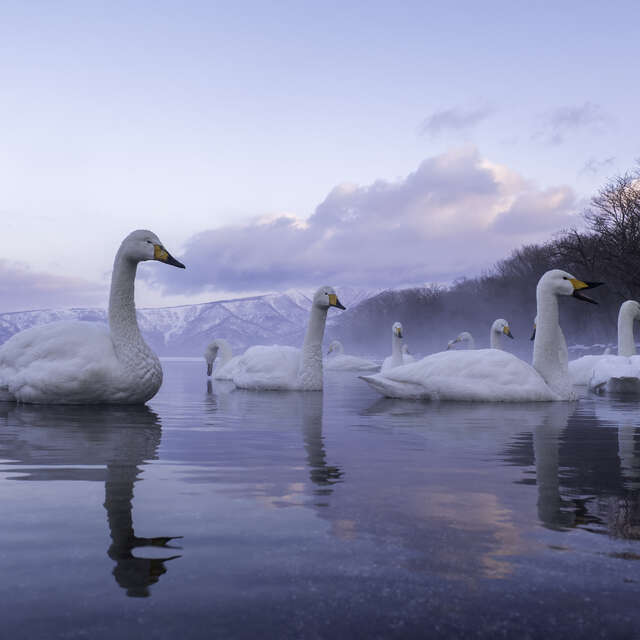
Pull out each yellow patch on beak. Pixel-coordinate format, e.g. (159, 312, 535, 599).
(503, 326, 511, 336)
(154, 244, 169, 262)
(328, 293, 337, 306)
(569, 278, 589, 290)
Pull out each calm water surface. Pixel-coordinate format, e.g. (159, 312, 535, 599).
(1, 359, 639, 638)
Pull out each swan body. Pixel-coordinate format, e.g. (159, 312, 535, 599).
(231, 287, 345, 391)
(0, 230, 185, 404)
(204, 338, 242, 379)
(361, 270, 602, 402)
(381, 322, 413, 372)
(447, 331, 475, 350)
(569, 300, 640, 393)
(325, 341, 379, 372)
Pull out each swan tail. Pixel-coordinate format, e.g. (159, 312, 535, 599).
(359, 375, 429, 400)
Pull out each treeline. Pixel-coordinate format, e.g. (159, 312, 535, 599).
(330, 166, 640, 357)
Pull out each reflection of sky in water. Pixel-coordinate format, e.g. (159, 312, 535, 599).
(0, 362, 639, 637)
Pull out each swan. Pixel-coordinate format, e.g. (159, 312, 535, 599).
(569, 300, 640, 394)
(230, 286, 345, 391)
(381, 322, 413, 372)
(360, 270, 602, 402)
(204, 338, 242, 379)
(325, 341, 379, 372)
(447, 331, 475, 350)
(401, 344, 416, 363)
(489, 319, 514, 350)
(0, 230, 185, 404)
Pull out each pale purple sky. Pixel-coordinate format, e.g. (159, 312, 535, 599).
(1, 1, 637, 311)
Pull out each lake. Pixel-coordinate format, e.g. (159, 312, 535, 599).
(1, 358, 639, 638)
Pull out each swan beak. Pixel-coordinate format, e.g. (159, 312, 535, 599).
(570, 279, 604, 304)
(530, 325, 536, 341)
(154, 244, 186, 269)
(328, 294, 346, 310)
(207, 362, 213, 377)
(503, 326, 514, 339)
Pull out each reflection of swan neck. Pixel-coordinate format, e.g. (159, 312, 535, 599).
(533, 283, 569, 398)
(618, 302, 637, 357)
(297, 305, 328, 389)
(108, 250, 152, 361)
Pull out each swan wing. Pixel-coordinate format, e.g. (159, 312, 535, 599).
(361, 349, 559, 402)
(568, 355, 605, 386)
(232, 345, 302, 390)
(214, 355, 243, 380)
(0, 321, 124, 403)
(325, 355, 379, 371)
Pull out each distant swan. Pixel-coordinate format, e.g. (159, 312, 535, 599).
(204, 338, 242, 379)
(569, 300, 640, 394)
(230, 287, 345, 391)
(489, 319, 514, 350)
(325, 341, 379, 372)
(447, 331, 475, 350)
(381, 322, 413, 372)
(0, 230, 185, 404)
(360, 270, 602, 402)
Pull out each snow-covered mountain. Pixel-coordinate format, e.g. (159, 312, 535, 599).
(0, 287, 377, 356)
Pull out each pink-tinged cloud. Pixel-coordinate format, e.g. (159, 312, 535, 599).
(152, 147, 582, 294)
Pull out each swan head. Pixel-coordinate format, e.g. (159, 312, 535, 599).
(327, 340, 343, 355)
(537, 269, 603, 303)
(313, 286, 346, 310)
(401, 344, 411, 354)
(620, 300, 640, 319)
(121, 229, 185, 268)
(204, 342, 219, 376)
(492, 318, 513, 339)
(447, 331, 473, 349)
(392, 322, 403, 339)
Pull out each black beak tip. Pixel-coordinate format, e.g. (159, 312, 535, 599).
(508, 333, 514, 339)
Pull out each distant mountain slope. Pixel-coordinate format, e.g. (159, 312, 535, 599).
(0, 287, 377, 356)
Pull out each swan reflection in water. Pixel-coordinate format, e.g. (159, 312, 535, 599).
(0, 404, 182, 598)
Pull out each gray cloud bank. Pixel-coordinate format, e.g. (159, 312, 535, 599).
(0, 261, 106, 312)
(153, 148, 580, 295)
(535, 102, 611, 145)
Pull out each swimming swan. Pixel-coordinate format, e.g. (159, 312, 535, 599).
(447, 331, 475, 350)
(360, 270, 602, 402)
(0, 230, 185, 404)
(204, 338, 242, 379)
(489, 319, 514, 350)
(230, 286, 345, 391)
(381, 322, 413, 372)
(569, 300, 640, 394)
(325, 341, 379, 372)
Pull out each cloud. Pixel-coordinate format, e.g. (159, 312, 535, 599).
(580, 156, 615, 176)
(534, 102, 611, 145)
(150, 147, 580, 295)
(0, 261, 106, 312)
(419, 106, 493, 138)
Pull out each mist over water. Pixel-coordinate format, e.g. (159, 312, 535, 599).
(1, 361, 639, 638)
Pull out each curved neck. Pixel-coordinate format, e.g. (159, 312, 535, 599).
(532, 284, 569, 398)
(212, 340, 232, 365)
(618, 303, 637, 357)
(390, 334, 403, 367)
(490, 327, 501, 350)
(297, 305, 328, 389)
(108, 250, 149, 359)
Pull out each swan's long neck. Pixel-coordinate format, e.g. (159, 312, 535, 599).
(207, 339, 232, 366)
(617, 302, 637, 357)
(108, 251, 157, 367)
(490, 326, 502, 350)
(390, 334, 403, 368)
(532, 284, 570, 398)
(297, 305, 328, 390)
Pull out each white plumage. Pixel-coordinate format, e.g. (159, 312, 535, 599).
(324, 341, 379, 372)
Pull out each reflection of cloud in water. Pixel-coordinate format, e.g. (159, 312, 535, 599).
(0, 404, 182, 598)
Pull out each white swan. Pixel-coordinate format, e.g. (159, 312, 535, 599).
(489, 319, 514, 350)
(401, 344, 416, 363)
(447, 331, 475, 350)
(360, 270, 602, 402)
(0, 230, 185, 404)
(230, 286, 345, 391)
(325, 341, 379, 372)
(569, 300, 640, 394)
(381, 322, 413, 372)
(204, 338, 242, 379)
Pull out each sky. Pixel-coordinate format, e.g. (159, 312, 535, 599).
(1, 0, 638, 311)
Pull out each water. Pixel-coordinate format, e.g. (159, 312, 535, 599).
(1, 359, 639, 638)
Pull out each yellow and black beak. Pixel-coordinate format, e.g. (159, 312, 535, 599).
(503, 326, 514, 339)
(570, 278, 603, 304)
(154, 244, 186, 269)
(328, 293, 346, 310)
(530, 324, 536, 341)
(395, 327, 403, 339)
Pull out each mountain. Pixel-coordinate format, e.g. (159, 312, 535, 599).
(0, 287, 378, 357)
